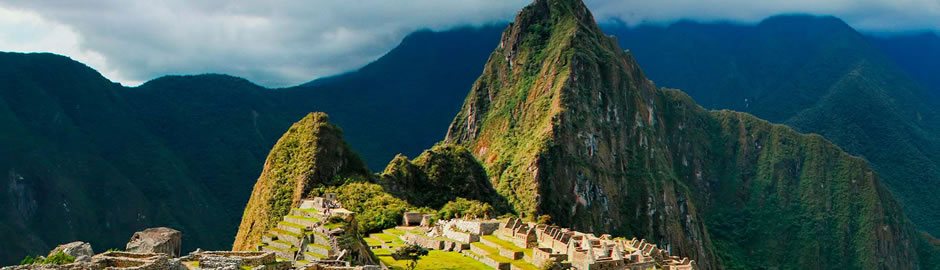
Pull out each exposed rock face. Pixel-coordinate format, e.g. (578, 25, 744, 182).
(48, 242, 93, 258)
(445, 0, 921, 268)
(125, 227, 182, 257)
(233, 112, 369, 251)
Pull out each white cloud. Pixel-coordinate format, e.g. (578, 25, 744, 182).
(0, 0, 937, 87)
(587, 0, 940, 33)
(0, 0, 530, 87)
(0, 6, 140, 85)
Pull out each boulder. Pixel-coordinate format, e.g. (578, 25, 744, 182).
(48, 241, 94, 258)
(74, 255, 91, 263)
(125, 227, 182, 257)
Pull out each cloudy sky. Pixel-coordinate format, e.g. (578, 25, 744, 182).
(0, 0, 937, 87)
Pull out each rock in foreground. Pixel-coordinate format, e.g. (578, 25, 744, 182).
(126, 227, 183, 257)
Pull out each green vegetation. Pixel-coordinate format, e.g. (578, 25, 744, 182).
(376, 250, 490, 270)
(20, 252, 74, 265)
(442, 0, 933, 269)
(481, 235, 526, 253)
(605, 16, 940, 237)
(234, 112, 370, 250)
(314, 182, 411, 233)
(393, 244, 429, 270)
(434, 198, 494, 220)
(0, 25, 505, 264)
(379, 144, 510, 212)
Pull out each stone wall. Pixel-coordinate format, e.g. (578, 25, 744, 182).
(531, 248, 567, 267)
(442, 225, 478, 243)
(449, 220, 500, 235)
(189, 251, 275, 266)
(462, 250, 509, 270)
(402, 232, 444, 250)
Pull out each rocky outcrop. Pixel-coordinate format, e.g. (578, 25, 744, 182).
(125, 227, 182, 257)
(48, 242, 93, 259)
(233, 112, 370, 251)
(444, 0, 922, 268)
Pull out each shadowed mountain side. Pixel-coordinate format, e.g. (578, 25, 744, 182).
(603, 17, 940, 236)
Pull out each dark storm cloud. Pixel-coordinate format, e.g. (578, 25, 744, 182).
(0, 0, 936, 86)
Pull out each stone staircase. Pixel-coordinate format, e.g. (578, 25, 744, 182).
(257, 208, 336, 265)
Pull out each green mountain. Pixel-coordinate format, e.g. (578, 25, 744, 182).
(443, 0, 928, 268)
(870, 32, 940, 97)
(0, 53, 230, 264)
(232, 112, 369, 250)
(603, 16, 940, 236)
(0, 26, 501, 265)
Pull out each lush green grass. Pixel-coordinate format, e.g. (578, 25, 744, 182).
(279, 221, 306, 229)
(481, 235, 525, 252)
(287, 214, 321, 223)
(363, 237, 383, 246)
(371, 233, 401, 243)
(304, 251, 326, 259)
(375, 250, 491, 270)
(272, 228, 300, 238)
(384, 228, 407, 236)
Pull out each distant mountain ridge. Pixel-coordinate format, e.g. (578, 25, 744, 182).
(0, 26, 501, 264)
(603, 15, 940, 236)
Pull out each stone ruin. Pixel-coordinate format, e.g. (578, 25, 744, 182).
(401, 212, 422, 226)
(389, 215, 697, 270)
(125, 227, 182, 257)
(256, 194, 378, 269)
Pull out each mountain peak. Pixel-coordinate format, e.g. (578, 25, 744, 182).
(233, 112, 369, 251)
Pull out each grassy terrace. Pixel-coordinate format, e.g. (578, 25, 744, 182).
(384, 228, 408, 236)
(272, 239, 293, 246)
(372, 233, 401, 243)
(470, 242, 508, 262)
(279, 221, 306, 229)
(471, 242, 538, 270)
(308, 243, 331, 251)
(482, 235, 526, 253)
(375, 250, 491, 270)
(273, 228, 301, 238)
(287, 215, 321, 223)
(295, 208, 320, 215)
(304, 251, 326, 259)
(263, 245, 285, 252)
(364, 237, 383, 246)
(433, 235, 467, 244)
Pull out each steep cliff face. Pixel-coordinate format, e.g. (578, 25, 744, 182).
(445, 0, 921, 268)
(232, 112, 368, 250)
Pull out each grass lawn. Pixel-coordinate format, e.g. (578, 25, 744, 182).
(376, 250, 492, 270)
(384, 228, 408, 236)
(287, 215, 321, 223)
(372, 233, 401, 243)
(364, 237, 383, 246)
(481, 235, 525, 252)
